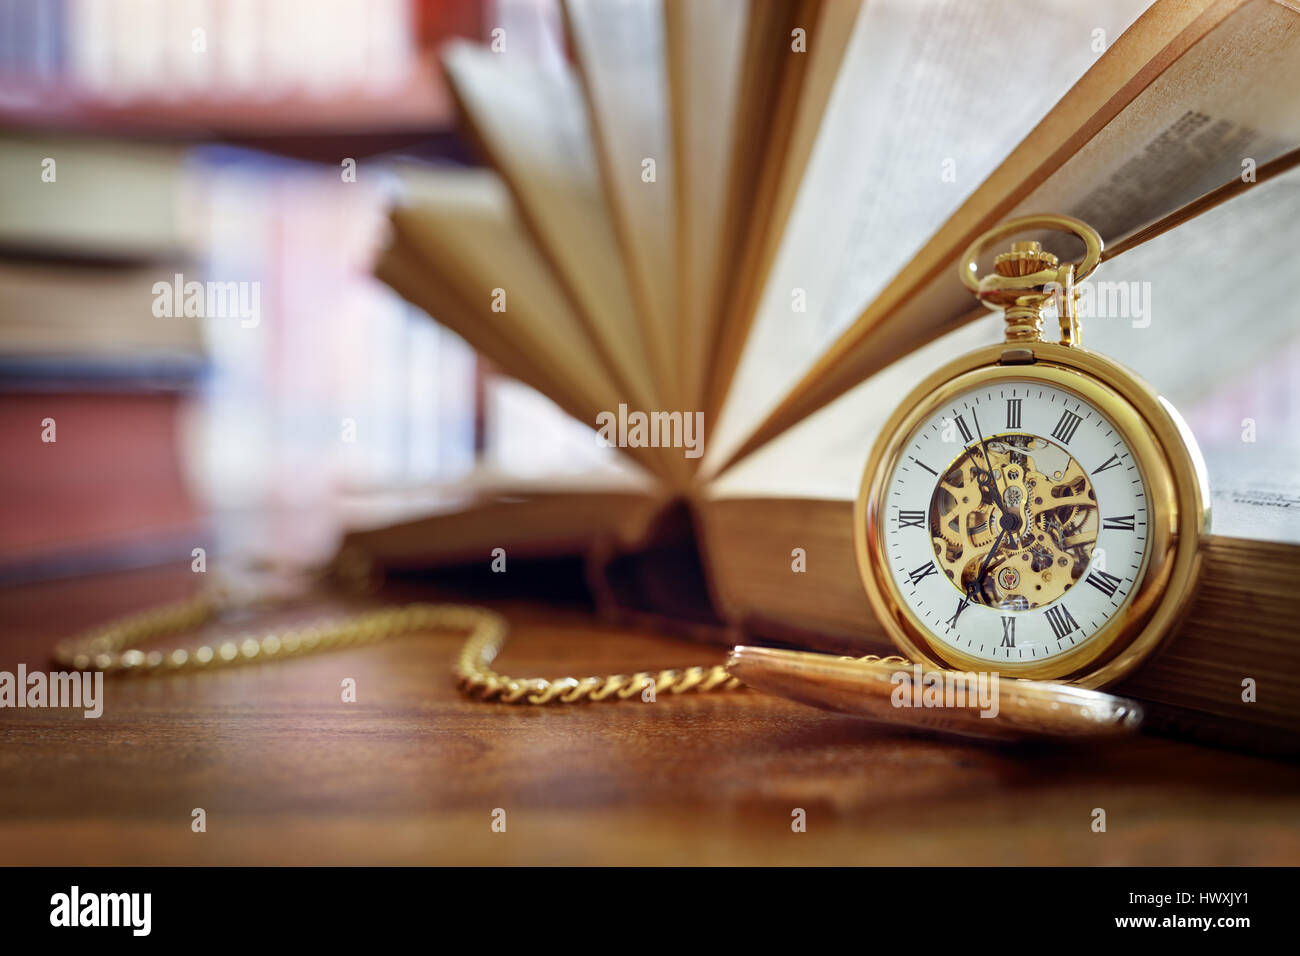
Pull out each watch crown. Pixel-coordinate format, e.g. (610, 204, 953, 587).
(960, 217, 1102, 348)
(993, 241, 1059, 278)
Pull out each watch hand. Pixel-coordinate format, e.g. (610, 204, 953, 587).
(969, 407, 1010, 513)
(973, 525, 1007, 605)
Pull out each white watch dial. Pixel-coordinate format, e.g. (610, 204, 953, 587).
(880, 380, 1151, 665)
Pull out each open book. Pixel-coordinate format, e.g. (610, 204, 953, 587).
(346, 0, 1300, 752)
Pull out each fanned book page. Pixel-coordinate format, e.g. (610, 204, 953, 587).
(664, 0, 749, 414)
(387, 168, 620, 417)
(704, 0, 864, 423)
(380, 166, 674, 483)
(441, 40, 660, 417)
(717, 0, 1300, 471)
(703, 0, 1158, 476)
(564, 0, 680, 410)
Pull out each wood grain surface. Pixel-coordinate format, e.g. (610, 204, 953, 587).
(1, 564, 1298, 866)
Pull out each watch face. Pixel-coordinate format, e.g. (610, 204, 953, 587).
(879, 379, 1151, 668)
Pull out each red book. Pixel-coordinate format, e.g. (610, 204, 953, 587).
(0, 390, 204, 582)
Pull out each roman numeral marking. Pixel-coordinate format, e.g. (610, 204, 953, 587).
(897, 510, 925, 529)
(946, 599, 970, 629)
(1045, 604, 1079, 640)
(907, 563, 938, 586)
(1086, 569, 1123, 599)
(911, 457, 938, 476)
(1050, 410, 1083, 444)
(1093, 453, 1122, 474)
(1000, 616, 1015, 647)
(1006, 398, 1022, 429)
(1102, 514, 1136, 531)
(952, 414, 972, 444)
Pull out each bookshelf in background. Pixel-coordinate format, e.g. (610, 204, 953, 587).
(0, 0, 486, 162)
(0, 0, 500, 581)
(0, 134, 207, 582)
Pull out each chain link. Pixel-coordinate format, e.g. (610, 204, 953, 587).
(456, 616, 742, 703)
(50, 586, 745, 705)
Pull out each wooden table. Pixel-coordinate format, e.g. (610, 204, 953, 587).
(2, 564, 1298, 865)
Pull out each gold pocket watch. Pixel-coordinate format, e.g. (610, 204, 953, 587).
(732, 214, 1210, 739)
(856, 214, 1209, 689)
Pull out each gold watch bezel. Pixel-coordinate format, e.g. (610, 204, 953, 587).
(853, 341, 1209, 689)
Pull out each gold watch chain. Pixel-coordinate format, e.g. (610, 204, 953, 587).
(49, 589, 745, 705)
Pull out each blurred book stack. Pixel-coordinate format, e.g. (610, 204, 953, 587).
(0, 135, 206, 581)
(0, 0, 491, 581)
